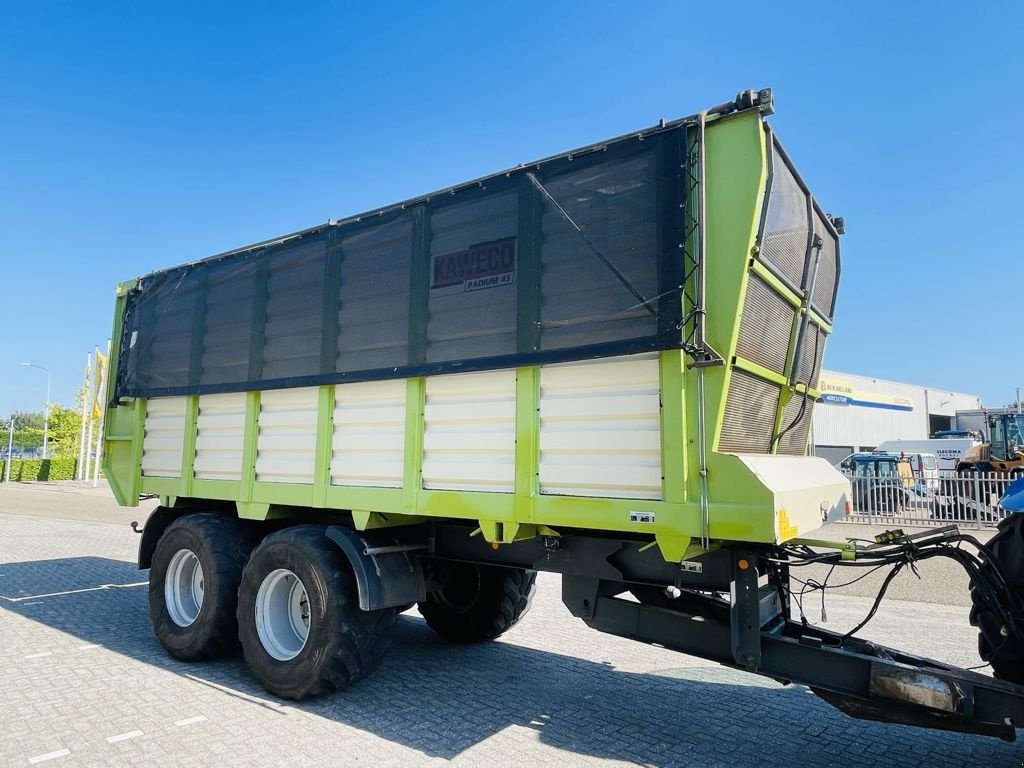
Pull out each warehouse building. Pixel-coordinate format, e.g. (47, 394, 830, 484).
(811, 370, 981, 465)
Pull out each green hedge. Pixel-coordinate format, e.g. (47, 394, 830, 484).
(0, 457, 78, 482)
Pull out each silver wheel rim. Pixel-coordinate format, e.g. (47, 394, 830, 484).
(165, 548, 204, 627)
(255, 568, 310, 661)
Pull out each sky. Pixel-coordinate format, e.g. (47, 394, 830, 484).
(0, 1, 1021, 415)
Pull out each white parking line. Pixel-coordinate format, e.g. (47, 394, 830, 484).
(24, 652, 53, 659)
(173, 715, 207, 727)
(28, 749, 70, 764)
(184, 673, 290, 712)
(77, 644, 100, 651)
(106, 730, 143, 744)
(0, 582, 148, 603)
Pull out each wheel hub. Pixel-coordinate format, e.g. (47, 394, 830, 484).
(165, 548, 205, 627)
(255, 568, 311, 661)
(433, 563, 482, 612)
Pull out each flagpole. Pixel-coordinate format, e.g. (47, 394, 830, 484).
(77, 352, 91, 481)
(4, 416, 13, 483)
(84, 346, 98, 481)
(92, 340, 110, 488)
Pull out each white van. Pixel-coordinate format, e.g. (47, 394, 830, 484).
(876, 439, 978, 475)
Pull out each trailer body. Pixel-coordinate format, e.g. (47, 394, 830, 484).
(103, 90, 846, 563)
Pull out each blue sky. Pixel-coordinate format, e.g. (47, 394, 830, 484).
(1, 1, 1021, 414)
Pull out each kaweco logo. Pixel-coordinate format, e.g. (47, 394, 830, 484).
(431, 237, 516, 295)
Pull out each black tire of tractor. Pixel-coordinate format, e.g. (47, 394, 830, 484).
(970, 513, 1024, 684)
(237, 526, 397, 700)
(149, 512, 256, 661)
(419, 562, 537, 643)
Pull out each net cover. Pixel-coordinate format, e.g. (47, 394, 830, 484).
(116, 126, 688, 399)
(759, 141, 840, 320)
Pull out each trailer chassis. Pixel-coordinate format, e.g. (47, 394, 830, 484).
(135, 510, 1024, 740)
(423, 523, 1024, 741)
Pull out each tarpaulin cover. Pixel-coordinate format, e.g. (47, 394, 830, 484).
(115, 126, 689, 398)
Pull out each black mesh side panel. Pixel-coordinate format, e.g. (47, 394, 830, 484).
(114, 126, 688, 398)
(539, 151, 659, 350)
(120, 274, 203, 392)
(336, 217, 412, 371)
(427, 190, 518, 363)
(201, 259, 256, 386)
(794, 322, 826, 389)
(760, 146, 808, 287)
(718, 370, 780, 454)
(811, 209, 838, 318)
(735, 275, 795, 376)
(777, 393, 813, 456)
(261, 237, 328, 381)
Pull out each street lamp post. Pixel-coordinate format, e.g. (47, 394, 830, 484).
(21, 362, 51, 459)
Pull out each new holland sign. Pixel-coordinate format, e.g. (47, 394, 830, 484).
(818, 376, 914, 412)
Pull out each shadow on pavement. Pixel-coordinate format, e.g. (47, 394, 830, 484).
(1, 556, 1021, 767)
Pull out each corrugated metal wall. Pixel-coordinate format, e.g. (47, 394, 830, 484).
(255, 388, 319, 484)
(194, 393, 246, 481)
(331, 380, 406, 488)
(141, 397, 186, 478)
(538, 354, 662, 500)
(421, 370, 517, 493)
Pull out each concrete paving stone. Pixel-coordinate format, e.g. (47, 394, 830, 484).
(2, 485, 1024, 765)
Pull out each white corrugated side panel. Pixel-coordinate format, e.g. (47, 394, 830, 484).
(539, 354, 662, 500)
(422, 370, 516, 492)
(141, 397, 186, 478)
(194, 393, 246, 481)
(256, 387, 318, 484)
(331, 380, 406, 488)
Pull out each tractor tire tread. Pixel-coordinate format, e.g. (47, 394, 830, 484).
(237, 525, 395, 700)
(420, 566, 536, 643)
(149, 512, 255, 661)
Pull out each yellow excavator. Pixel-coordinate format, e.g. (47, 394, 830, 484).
(956, 411, 1024, 474)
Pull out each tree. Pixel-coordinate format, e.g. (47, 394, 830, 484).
(46, 405, 83, 458)
(1, 408, 82, 458)
(0, 422, 43, 454)
(12, 410, 45, 430)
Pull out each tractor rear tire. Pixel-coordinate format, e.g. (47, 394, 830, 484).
(149, 512, 255, 661)
(970, 514, 1024, 683)
(237, 526, 397, 700)
(419, 562, 536, 643)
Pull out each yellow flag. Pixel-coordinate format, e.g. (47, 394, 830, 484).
(82, 356, 92, 403)
(92, 350, 108, 421)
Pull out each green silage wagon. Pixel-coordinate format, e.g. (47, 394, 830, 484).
(102, 89, 1024, 740)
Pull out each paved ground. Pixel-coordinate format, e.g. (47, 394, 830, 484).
(1, 483, 1023, 766)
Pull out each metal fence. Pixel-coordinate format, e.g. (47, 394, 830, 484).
(840, 469, 1017, 529)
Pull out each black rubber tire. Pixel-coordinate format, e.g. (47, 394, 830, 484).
(970, 514, 1024, 683)
(148, 512, 255, 661)
(418, 562, 536, 643)
(237, 526, 397, 700)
